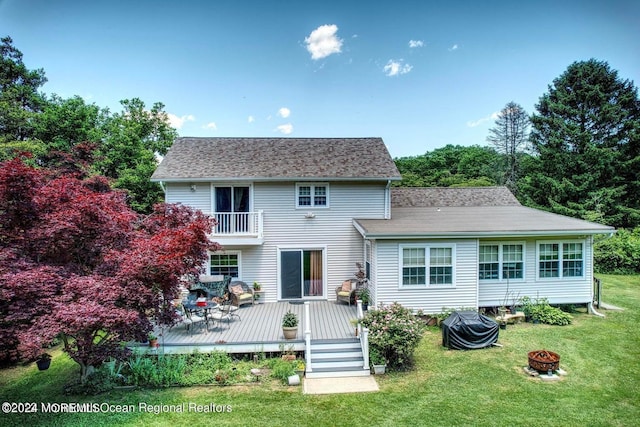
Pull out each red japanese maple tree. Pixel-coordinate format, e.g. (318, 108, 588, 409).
(0, 157, 217, 379)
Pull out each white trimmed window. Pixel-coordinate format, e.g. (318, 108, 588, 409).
(296, 183, 329, 208)
(537, 242, 584, 279)
(209, 252, 241, 278)
(479, 243, 524, 281)
(400, 245, 454, 287)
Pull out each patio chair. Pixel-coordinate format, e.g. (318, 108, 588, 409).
(209, 303, 234, 327)
(335, 279, 356, 305)
(228, 281, 255, 307)
(181, 304, 207, 334)
(192, 275, 232, 300)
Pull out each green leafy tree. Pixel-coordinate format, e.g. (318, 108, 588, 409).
(33, 94, 107, 153)
(394, 145, 503, 187)
(487, 101, 530, 192)
(0, 36, 48, 142)
(524, 59, 640, 228)
(95, 98, 178, 213)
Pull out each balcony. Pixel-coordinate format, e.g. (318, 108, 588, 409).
(210, 211, 264, 246)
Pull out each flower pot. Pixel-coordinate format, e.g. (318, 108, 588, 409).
(372, 364, 386, 375)
(149, 339, 158, 348)
(499, 322, 507, 330)
(283, 326, 298, 339)
(36, 358, 51, 371)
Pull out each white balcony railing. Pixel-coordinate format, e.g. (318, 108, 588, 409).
(211, 211, 263, 237)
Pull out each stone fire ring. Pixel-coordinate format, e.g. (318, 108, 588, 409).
(528, 349, 560, 373)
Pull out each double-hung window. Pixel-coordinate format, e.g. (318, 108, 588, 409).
(400, 245, 454, 287)
(209, 252, 241, 278)
(296, 183, 329, 208)
(479, 243, 524, 281)
(537, 242, 584, 279)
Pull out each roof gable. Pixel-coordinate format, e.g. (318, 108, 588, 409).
(152, 137, 402, 181)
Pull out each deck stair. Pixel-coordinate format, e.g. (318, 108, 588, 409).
(305, 338, 370, 379)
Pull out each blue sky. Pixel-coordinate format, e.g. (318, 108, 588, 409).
(1, 0, 638, 157)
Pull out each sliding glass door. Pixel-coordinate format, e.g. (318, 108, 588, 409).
(280, 249, 324, 299)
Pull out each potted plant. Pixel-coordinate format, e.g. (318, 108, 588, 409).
(349, 318, 361, 336)
(148, 333, 158, 348)
(253, 281, 261, 291)
(282, 310, 299, 339)
(36, 353, 52, 371)
(370, 347, 386, 374)
(295, 360, 305, 377)
(357, 287, 370, 310)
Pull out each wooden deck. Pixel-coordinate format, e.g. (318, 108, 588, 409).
(149, 301, 358, 354)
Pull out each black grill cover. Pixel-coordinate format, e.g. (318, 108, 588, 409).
(442, 311, 499, 350)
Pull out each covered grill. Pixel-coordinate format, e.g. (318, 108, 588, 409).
(442, 311, 499, 350)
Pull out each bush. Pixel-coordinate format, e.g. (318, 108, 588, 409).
(361, 302, 425, 370)
(594, 228, 640, 274)
(521, 296, 572, 326)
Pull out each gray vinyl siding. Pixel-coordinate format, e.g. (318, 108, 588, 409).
(374, 239, 478, 314)
(477, 236, 594, 307)
(217, 181, 387, 302)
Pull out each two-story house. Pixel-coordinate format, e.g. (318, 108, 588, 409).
(151, 137, 614, 314)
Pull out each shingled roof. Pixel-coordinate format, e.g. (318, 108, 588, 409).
(355, 186, 614, 238)
(391, 187, 521, 208)
(151, 137, 401, 181)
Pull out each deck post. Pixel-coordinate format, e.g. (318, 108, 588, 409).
(304, 301, 312, 373)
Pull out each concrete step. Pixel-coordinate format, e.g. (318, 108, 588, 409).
(306, 368, 370, 379)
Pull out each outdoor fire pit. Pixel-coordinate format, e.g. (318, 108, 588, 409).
(528, 349, 560, 373)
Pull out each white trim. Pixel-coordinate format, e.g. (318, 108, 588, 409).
(478, 241, 526, 282)
(276, 245, 328, 300)
(398, 243, 456, 289)
(295, 182, 330, 209)
(208, 250, 242, 280)
(535, 239, 586, 281)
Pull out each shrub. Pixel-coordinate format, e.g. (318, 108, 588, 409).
(594, 228, 640, 274)
(521, 296, 572, 326)
(361, 302, 425, 370)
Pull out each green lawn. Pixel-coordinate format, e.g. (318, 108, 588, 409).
(1, 274, 638, 427)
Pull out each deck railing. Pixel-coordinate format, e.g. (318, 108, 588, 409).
(212, 211, 263, 237)
(304, 301, 312, 374)
(356, 300, 370, 370)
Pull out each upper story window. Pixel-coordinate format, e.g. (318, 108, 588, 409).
(479, 243, 524, 281)
(296, 183, 329, 208)
(400, 244, 455, 287)
(537, 241, 584, 279)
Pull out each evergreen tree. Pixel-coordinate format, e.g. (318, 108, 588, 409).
(524, 59, 640, 228)
(0, 36, 48, 141)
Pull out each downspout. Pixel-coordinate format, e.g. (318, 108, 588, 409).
(385, 180, 391, 219)
(159, 181, 166, 193)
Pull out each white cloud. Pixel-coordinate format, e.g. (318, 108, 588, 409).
(409, 40, 424, 48)
(166, 113, 195, 129)
(276, 123, 293, 134)
(383, 59, 413, 77)
(466, 111, 499, 127)
(305, 24, 343, 60)
(277, 107, 291, 118)
(448, 44, 459, 51)
(202, 122, 217, 130)
(248, 115, 255, 123)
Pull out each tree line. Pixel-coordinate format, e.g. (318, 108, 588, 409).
(394, 59, 640, 273)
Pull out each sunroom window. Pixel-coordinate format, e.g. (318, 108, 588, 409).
(479, 243, 524, 280)
(401, 245, 454, 286)
(537, 242, 583, 279)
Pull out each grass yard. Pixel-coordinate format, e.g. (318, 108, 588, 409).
(1, 274, 638, 427)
